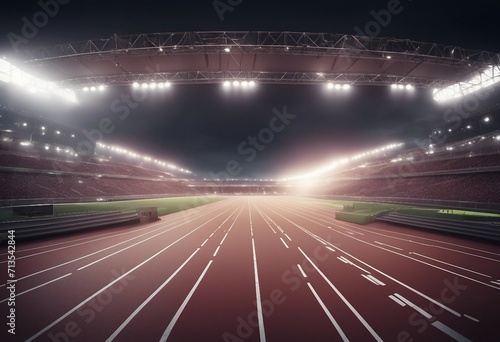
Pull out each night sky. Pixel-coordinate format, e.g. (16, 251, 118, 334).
(0, 0, 499, 178)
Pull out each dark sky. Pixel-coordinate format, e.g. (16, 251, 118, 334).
(0, 0, 499, 178)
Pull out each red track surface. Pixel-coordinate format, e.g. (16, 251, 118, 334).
(1, 197, 499, 342)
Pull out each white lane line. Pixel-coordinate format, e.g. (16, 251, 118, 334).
(366, 275, 385, 286)
(106, 249, 200, 342)
(431, 320, 472, 342)
(26, 217, 212, 342)
(326, 246, 336, 252)
(297, 264, 308, 278)
(307, 282, 349, 342)
(251, 238, 266, 342)
(298, 248, 383, 342)
(337, 256, 349, 264)
(491, 280, 500, 286)
(266, 205, 467, 316)
(284, 233, 292, 242)
(393, 293, 433, 320)
(389, 295, 406, 307)
(160, 260, 213, 341)
(280, 238, 289, 249)
(464, 314, 479, 323)
(410, 252, 492, 278)
(362, 274, 379, 286)
(209, 232, 215, 238)
(374, 241, 403, 251)
(76, 207, 234, 271)
(338, 256, 371, 274)
(0, 273, 72, 304)
(201, 239, 209, 247)
(213, 246, 221, 257)
(220, 233, 228, 245)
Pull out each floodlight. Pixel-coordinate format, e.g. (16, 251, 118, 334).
(466, 125, 472, 129)
(242, 81, 248, 87)
(326, 82, 334, 89)
(405, 84, 414, 90)
(149, 82, 157, 89)
(41, 126, 45, 130)
(132, 82, 139, 88)
(484, 117, 490, 122)
(398, 84, 404, 89)
(248, 81, 256, 87)
(164, 81, 171, 87)
(44, 145, 49, 150)
(233, 81, 240, 87)
(386, 55, 392, 59)
(98, 85, 105, 91)
(141, 83, 149, 89)
(224, 47, 230, 52)
(90, 86, 96, 92)
(158, 82, 164, 89)
(342, 84, 351, 90)
(22, 122, 27, 127)
(334, 84, 341, 90)
(391, 84, 398, 89)
(83, 87, 89, 91)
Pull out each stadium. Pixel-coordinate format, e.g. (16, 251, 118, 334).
(0, 1, 499, 341)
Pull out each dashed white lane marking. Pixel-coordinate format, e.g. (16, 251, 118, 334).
(280, 238, 290, 249)
(213, 246, 221, 257)
(297, 264, 307, 278)
(464, 314, 479, 323)
(431, 320, 472, 342)
(393, 293, 433, 320)
(374, 241, 403, 251)
(388, 294, 406, 307)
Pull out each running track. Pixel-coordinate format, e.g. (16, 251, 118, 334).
(1, 197, 499, 341)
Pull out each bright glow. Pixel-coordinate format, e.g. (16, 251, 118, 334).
(233, 81, 240, 87)
(20, 141, 31, 146)
(484, 117, 490, 122)
(142, 83, 149, 89)
(22, 122, 27, 127)
(241, 81, 248, 87)
(149, 82, 157, 89)
(386, 55, 392, 59)
(398, 84, 404, 89)
(83, 87, 89, 92)
(41, 126, 45, 130)
(282, 142, 404, 181)
(90, 86, 96, 92)
(98, 85, 105, 91)
(223, 81, 231, 88)
(342, 84, 351, 90)
(405, 84, 414, 90)
(0, 57, 77, 102)
(466, 125, 472, 129)
(55, 131, 61, 135)
(132, 82, 139, 88)
(334, 84, 341, 90)
(44, 145, 49, 150)
(496, 135, 500, 141)
(248, 80, 256, 87)
(224, 47, 230, 53)
(164, 81, 171, 87)
(433, 65, 500, 102)
(391, 84, 398, 89)
(326, 82, 334, 89)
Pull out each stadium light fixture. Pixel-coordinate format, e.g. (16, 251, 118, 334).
(141, 83, 149, 89)
(132, 82, 139, 88)
(343, 84, 351, 90)
(98, 85, 105, 91)
(223, 81, 231, 88)
(326, 82, 334, 89)
(484, 117, 490, 122)
(90, 86, 96, 92)
(233, 80, 240, 87)
(224, 47, 231, 53)
(433, 65, 500, 102)
(149, 82, 157, 89)
(249, 80, 256, 87)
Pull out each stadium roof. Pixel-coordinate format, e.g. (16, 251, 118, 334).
(14, 31, 500, 90)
